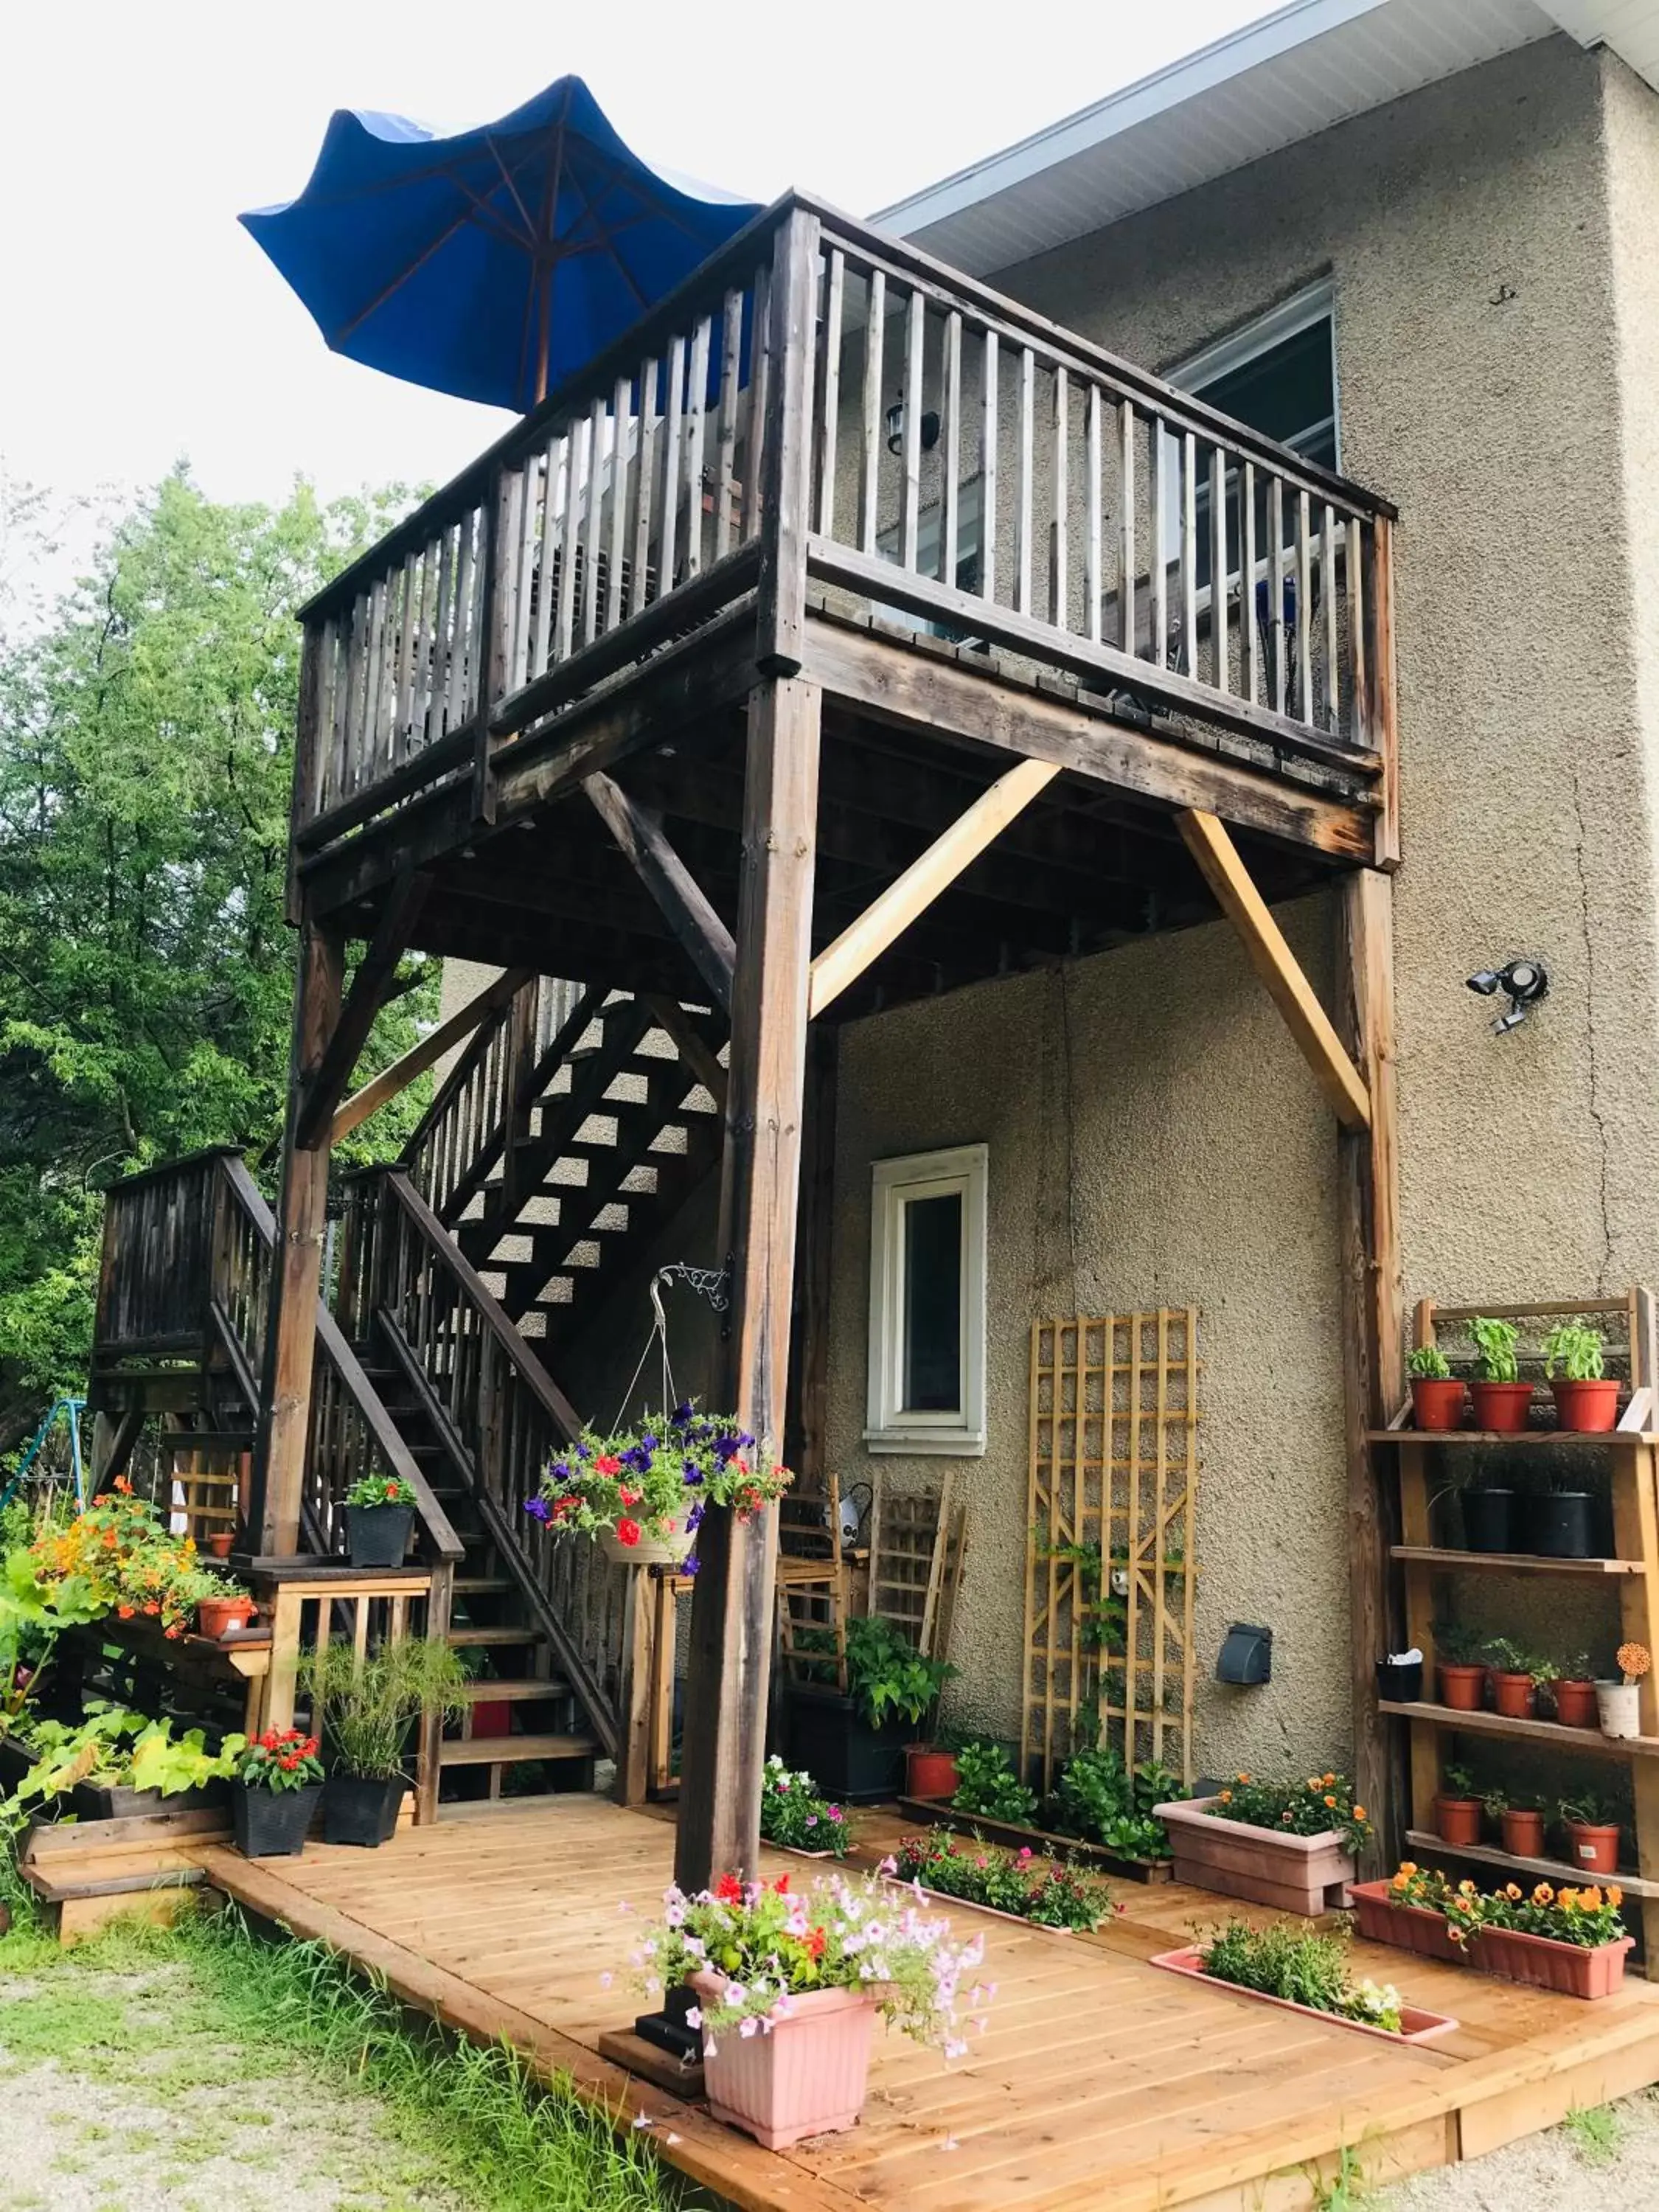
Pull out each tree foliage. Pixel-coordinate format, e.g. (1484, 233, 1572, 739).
(0, 469, 437, 1425)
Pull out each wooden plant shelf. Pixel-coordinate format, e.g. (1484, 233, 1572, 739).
(1371, 1427, 1654, 1448)
(1380, 1698, 1659, 1760)
(1403, 1829, 1659, 1901)
(1392, 1545, 1646, 1577)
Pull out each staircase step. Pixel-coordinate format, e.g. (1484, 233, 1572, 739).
(452, 1576, 515, 1596)
(447, 1625, 543, 1649)
(439, 1733, 597, 1768)
(457, 1677, 569, 1702)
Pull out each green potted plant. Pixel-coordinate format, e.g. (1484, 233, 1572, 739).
(232, 1726, 324, 1857)
(1553, 1653, 1599, 1730)
(1151, 1770, 1371, 1915)
(1559, 1791, 1623, 1877)
(785, 1615, 956, 1802)
(1597, 1641, 1649, 1739)
(1484, 1637, 1541, 1720)
(1433, 1621, 1488, 1711)
(1051, 1747, 1183, 1864)
(344, 1473, 419, 1569)
(191, 1565, 257, 1642)
(1467, 1316, 1533, 1433)
(1436, 1761, 1481, 1847)
(949, 1739, 1040, 1824)
(757, 1753, 850, 1857)
(1407, 1343, 1465, 1431)
(1543, 1321, 1620, 1433)
(304, 1635, 469, 1846)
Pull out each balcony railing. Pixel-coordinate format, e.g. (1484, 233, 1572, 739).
(292, 193, 1396, 861)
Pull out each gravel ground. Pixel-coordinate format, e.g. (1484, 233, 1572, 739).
(0, 1956, 467, 2212)
(1372, 2087, 1659, 2211)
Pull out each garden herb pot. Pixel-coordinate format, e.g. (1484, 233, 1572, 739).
(1434, 1794, 1482, 1848)
(1551, 1378, 1620, 1433)
(232, 1782, 320, 1858)
(1469, 1381, 1534, 1433)
(1565, 1820, 1621, 1876)
(1596, 1681, 1642, 1739)
(1459, 1488, 1514, 1554)
(1436, 1662, 1487, 1712)
(1554, 1677, 1600, 1728)
(1501, 1808, 1546, 1858)
(345, 1502, 415, 1569)
(689, 1973, 876, 2149)
(324, 1771, 408, 1846)
(1410, 1377, 1467, 1432)
(1491, 1671, 1535, 1720)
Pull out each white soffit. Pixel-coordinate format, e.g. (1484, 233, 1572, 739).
(873, 0, 1651, 277)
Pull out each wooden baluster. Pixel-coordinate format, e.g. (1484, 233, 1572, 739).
(981, 329, 998, 602)
(411, 538, 436, 747)
(900, 287, 924, 572)
(1323, 501, 1340, 731)
(516, 456, 542, 689)
(532, 431, 563, 681)
(450, 515, 476, 725)
(1209, 444, 1228, 693)
(1241, 462, 1259, 707)
(941, 309, 961, 588)
(1152, 421, 1168, 668)
(633, 355, 659, 613)
(715, 286, 742, 562)
(1016, 347, 1034, 617)
(394, 554, 419, 762)
(582, 395, 607, 645)
(607, 373, 630, 633)
(339, 604, 364, 799)
(684, 313, 712, 578)
(428, 524, 454, 740)
(321, 616, 345, 814)
(1084, 386, 1102, 646)
(660, 333, 685, 591)
(743, 265, 771, 543)
(1049, 364, 1067, 628)
(557, 414, 585, 664)
(858, 267, 885, 557)
(1269, 475, 1287, 713)
(1347, 515, 1367, 747)
(817, 249, 844, 538)
(1180, 432, 1197, 677)
(1296, 489, 1314, 724)
(362, 577, 386, 783)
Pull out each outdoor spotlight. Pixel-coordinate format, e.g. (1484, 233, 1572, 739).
(1467, 957, 1549, 1034)
(885, 394, 942, 456)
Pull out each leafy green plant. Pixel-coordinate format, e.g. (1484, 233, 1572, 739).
(1562, 2103, 1622, 2166)
(1484, 1636, 1543, 1678)
(4, 1700, 245, 1829)
(1047, 1745, 1182, 1860)
(757, 1753, 849, 1856)
(1543, 1322, 1606, 1383)
(1433, 1620, 1486, 1665)
(1442, 1763, 1476, 1798)
(302, 1637, 469, 1781)
(841, 1615, 956, 1731)
(1559, 1790, 1621, 1832)
(1407, 1343, 1451, 1380)
(949, 1739, 1039, 1824)
(0, 1541, 102, 1722)
(1469, 1315, 1520, 1382)
(1196, 1919, 1402, 2031)
(239, 1728, 324, 1792)
(891, 1831, 1118, 1930)
(344, 1472, 420, 1509)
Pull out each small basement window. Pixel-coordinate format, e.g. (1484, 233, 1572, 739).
(865, 1144, 987, 1455)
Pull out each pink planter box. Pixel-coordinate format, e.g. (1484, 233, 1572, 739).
(690, 1975, 877, 2149)
(1153, 1798, 1356, 1915)
(1150, 1947, 1459, 2044)
(1349, 1882, 1632, 1999)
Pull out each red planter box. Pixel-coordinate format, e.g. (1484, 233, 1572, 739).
(1349, 1881, 1632, 1999)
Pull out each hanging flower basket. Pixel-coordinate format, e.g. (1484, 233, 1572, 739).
(597, 1523, 695, 1568)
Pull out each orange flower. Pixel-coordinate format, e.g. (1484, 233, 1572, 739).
(1324, 1795, 1338, 1809)
(1533, 1883, 1555, 1906)
(1608, 1885, 1625, 1909)
(1324, 1773, 1336, 1787)
(1218, 1789, 1233, 1804)
(1353, 1806, 1366, 1821)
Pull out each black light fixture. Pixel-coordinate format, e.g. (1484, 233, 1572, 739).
(1467, 957, 1549, 1034)
(885, 392, 941, 456)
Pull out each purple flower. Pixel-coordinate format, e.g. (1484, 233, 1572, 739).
(671, 1402, 695, 1429)
(525, 1498, 552, 1523)
(684, 1552, 700, 1576)
(686, 1501, 704, 1532)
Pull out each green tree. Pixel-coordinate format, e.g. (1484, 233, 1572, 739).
(0, 468, 437, 1432)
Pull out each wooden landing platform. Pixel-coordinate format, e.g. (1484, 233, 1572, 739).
(188, 1798, 1659, 2212)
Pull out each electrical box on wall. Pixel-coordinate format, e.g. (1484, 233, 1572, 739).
(1217, 1623, 1272, 1686)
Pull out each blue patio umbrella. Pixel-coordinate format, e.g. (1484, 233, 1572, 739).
(240, 76, 762, 415)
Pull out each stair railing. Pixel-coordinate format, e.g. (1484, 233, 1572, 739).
(355, 1166, 633, 1761)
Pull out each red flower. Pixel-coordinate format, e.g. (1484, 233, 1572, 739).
(773, 1874, 790, 1893)
(594, 1455, 623, 1477)
(279, 1754, 299, 1770)
(805, 1927, 827, 1961)
(715, 1874, 744, 1904)
(116, 1604, 134, 1619)
(615, 1518, 641, 1548)
(619, 1486, 639, 1506)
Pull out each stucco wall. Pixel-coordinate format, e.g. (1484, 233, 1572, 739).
(817, 36, 1659, 1776)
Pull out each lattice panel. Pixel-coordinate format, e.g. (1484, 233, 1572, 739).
(1023, 1310, 1200, 1790)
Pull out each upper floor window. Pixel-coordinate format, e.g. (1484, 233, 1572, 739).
(865, 1144, 987, 1455)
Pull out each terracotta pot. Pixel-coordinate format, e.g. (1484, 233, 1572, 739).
(1349, 1882, 1466, 1963)
(1491, 1671, 1535, 1720)
(1554, 1677, 1600, 1729)
(198, 1594, 256, 1641)
(1410, 1377, 1467, 1432)
(1349, 1882, 1632, 1997)
(689, 1972, 877, 2149)
(1469, 1380, 1535, 1433)
(1436, 1662, 1487, 1712)
(1435, 1795, 1482, 1847)
(1596, 1681, 1642, 1739)
(904, 1744, 960, 1801)
(1565, 1821, 1621, 1877)
(1551, 1377, 1621, 1433)
(1501, 1808, 1546, 1859)
(1152, 1798, 1355, 1915)
(204, 1530, 235, 1561)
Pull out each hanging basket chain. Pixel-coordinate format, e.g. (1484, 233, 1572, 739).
(609, 1258, 734, 1431)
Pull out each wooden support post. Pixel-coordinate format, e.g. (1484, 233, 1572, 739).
(1177, 808, 1371, 1131)
(250, 920, 345, 1557)
(583, 772, 736, 1012)
(755, 206, 819, 676)
(616, 1567, 656, 1809)
(1336, 866, 1403, 1872)
(787, 1023, 838, 1484)
(675, 675, 821, 1893)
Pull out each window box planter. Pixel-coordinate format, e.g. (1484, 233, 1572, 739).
(232, 1782, 321, 1858)
(345, 1503, 414, 1570)
(1149, 1947, 1459, 2045)
(688, 1974, 876, 2149)
(784, 1684, 911, 1803)
(323, 1771, 408, 1847)
(1152, 1796, 1354, 1914)
(1349, 1882, 1632, 1998)
(896, 1794, 1175, 1882)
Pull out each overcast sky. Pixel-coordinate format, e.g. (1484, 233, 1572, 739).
(1, 0, 1273, 515)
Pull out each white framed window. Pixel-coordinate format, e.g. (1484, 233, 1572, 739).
(864, 1144, 987, 1455)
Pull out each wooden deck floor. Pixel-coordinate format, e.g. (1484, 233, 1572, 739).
(190, 1798, 1659, 2212)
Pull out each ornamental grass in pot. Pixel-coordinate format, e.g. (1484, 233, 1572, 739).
(1467, 1316, 1533, 1433)
(1434, 1763, 1481, 1848)
(1407, 1343, 1466, 1431)
(303, 1635, 470, 1846)
(1543, 1321, 1621, 1433)
(233, 1727, 323, 1857)
(636, 1868, 990, 2149)
(1458, 1484, 1515, 1554)
(344, 1474, 418, 1568)
(526, 1403, 792, 1566)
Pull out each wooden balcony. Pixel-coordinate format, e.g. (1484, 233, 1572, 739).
(288, 191, 1397, 1015)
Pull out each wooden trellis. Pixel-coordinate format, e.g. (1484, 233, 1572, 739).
(1023, 1310, 1200, 1791)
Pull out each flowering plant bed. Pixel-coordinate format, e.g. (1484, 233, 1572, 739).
(889, 1832, 1119, 1930)
(1154, 1773, 1369, 1914)
(897, 1795, 1175, 1882)
(1152, 1940, 1458, 2045)
(758, 1754, 849, 1857)
(1354, 1867, 1633, 1997)
(527, 1402, 793, 1562)
(29, 1477, 202, 1638)
(638, 1869, 989, 2149)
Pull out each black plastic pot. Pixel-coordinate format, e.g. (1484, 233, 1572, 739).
(785, 1686, 913, 1802)
(1460, 1487, 1514, 1554)
(1524, 1491, 1596, 1559)
(1375, 1657, 1424, 1703)
(232, 1781, 321, 1858)
(324, 1771, 408, 1847)
(345, 1502, 415, 1569)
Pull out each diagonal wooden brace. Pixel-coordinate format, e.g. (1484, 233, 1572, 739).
(584, 771, 735, 1012)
